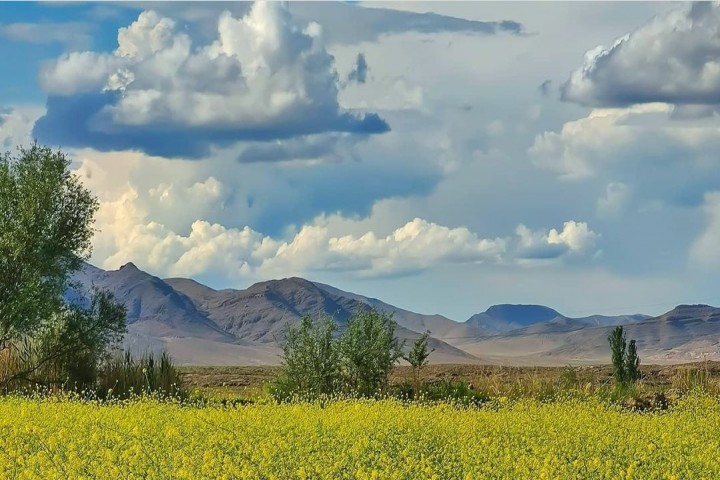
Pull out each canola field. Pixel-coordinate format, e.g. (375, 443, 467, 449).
(0, 395, 718, 480)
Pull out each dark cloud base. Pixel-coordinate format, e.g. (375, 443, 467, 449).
(33, 92, 390, 159)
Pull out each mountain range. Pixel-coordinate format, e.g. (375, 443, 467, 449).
(68, 263, 720, 366)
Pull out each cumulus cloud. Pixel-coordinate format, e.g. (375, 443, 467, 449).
(514, 221, 599, 260)
(87, 170, 597, 280)
(529, 103, 720, 191)
(142, 2, 524, 46)
(562, 2, 720, 108)
(0, 106, 45, 151)
(33, 4, 389, 158)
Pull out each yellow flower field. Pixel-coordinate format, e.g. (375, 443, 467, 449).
(0, 395, 718, 479)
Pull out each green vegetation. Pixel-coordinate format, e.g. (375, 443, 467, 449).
(403, 331, 434, 397)
(0, 144, 181, 399)
(271, 309, 404, 400)
(608, 325, 641, 387)
(98, 351, 185, 400)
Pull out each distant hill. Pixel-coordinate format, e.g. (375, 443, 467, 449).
(458, 304, 720, 365)
(465, 304, 562, 335)
(70, 262, 720, 366)
(167, 276, 477, 364)
(70, 263, 477, 365)
(463, 304, 649, 337)
(310, 281, 477, 341)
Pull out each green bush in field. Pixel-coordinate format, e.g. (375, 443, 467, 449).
(271, 309, 404, 400)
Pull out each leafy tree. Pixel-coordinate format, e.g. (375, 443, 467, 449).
(35, 289, 127, 388)
(608, 326, 627, 385)
(0, 144, 127, 390)
(625, 339, 641, 383)
(337, 309, 404, 398)
(0, 144, 98, 347)
(403, 331, 434, 397)
(271, 316, 341, 400)
(608, 325, 641, 386)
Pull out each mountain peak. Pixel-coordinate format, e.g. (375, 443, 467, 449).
(484, 304, 560, 321)
(673, 304, 714, 310)
(119, 262, 139, 271)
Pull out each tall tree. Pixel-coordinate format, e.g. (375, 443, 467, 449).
(0, 144, 98, 347)
(404, 331, 434, 397)
(0, 144, 126, 389)
(625, 339, 641, 383)
(608, 326, 627, 385)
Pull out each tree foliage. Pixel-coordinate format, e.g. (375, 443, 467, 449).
(337, 309, 404, 398)
(403, 331, 434, 396)
(0, 144, 127, 390)
(272, 316, 341, 399)
(625, 339, 641, 383)
(608, 326, 627, 384)
(272, 309, 404, 400)
(608, 325, 641, 386)
(0, 144, 98, 346)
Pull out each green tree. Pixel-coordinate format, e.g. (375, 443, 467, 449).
(0, 145, 127, 390)
(608, 325, 641, 386)
(625, 339, 641, 383)
(403, 331, 434, 397)
(608, 326, 627, 385)
(0, 144, 98, 347)
(35, 289, 127, 388)
(338, 309, 404, 398)
(271, 316, 341, 400)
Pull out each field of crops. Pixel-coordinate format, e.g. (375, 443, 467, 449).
(0, 395, 719, 479)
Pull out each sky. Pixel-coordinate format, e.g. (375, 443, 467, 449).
(2, 1, 720, 321)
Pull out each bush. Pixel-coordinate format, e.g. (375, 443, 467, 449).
(271, 309, 404, 400)
(337, 309, 403, 398)
(270, 316, 340, 401)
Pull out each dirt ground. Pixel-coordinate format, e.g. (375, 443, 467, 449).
(180, 361, 720, 394)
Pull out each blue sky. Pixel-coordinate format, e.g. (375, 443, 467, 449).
(2, 1, 720, 321)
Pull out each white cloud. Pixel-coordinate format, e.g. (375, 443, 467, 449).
(529, 103, 720, 184)
(85, 167, 598, 281)
(39, 5, 359, 130)
(562, 2, 720, 107)
(515, 221, 599, 260)
(0, 106, 45, 151)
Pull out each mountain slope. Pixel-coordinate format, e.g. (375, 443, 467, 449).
(166, 277, 478, 363)
(463, 304, 649, 337)
(72, 263, 233, 341)
(311, 281, 477, 341)
(459, 305, 720, 365)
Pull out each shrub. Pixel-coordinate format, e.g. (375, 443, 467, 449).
(270, 316, 341, 401)
(337, 309, 404, 398)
